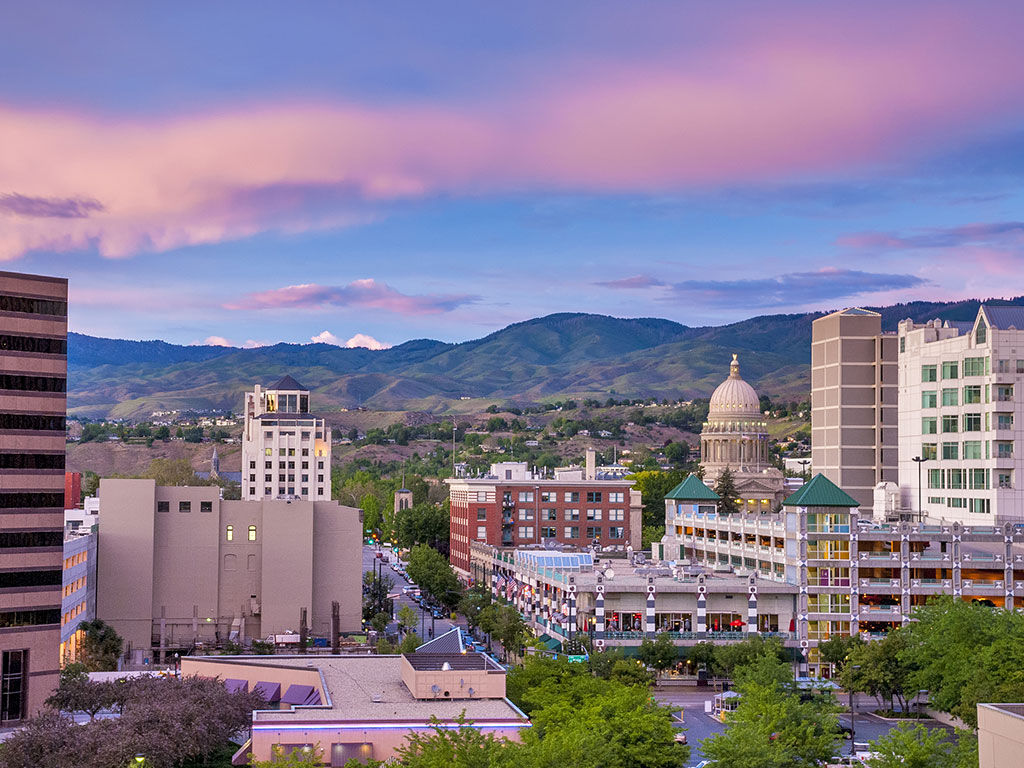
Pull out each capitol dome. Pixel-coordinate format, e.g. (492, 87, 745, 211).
(708, 354, 761, 417)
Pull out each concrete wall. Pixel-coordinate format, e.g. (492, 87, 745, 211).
(312, 501, 363, 635)
(978, 703, 1024, 768)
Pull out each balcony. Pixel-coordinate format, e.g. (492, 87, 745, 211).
(962, 579, 1004, 592)
(860, 551, 900, 563)
(910, 551, 950, 563)
(910, 578, 952, 589)
(859, 605, 903, 618)
(860, 578, 900, 589)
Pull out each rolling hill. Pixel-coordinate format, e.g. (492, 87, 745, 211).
(66, 298, 1024, 419)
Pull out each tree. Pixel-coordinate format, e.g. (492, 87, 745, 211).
(480, 604, 527, 661)
(818, 633, 864, 673)
(370, 611, 390, 634)
(141, 458, 206, 487)
(397, 605, 419, 636)
(458, 584, 492, 633)
(702, 656, 840, 768)
(406, 545, 462, 611)
(866, 722, 954, 768)
(714, 636, 786, 679)
(399, 632, 422, 654)
(609, 659, 655, 687)
(843, 630, 915, 715)
(629, 470, 687, 530)
(154, 425, 170, 440)
(396, 503, 450, 552)
(664, 441, 689, 467)
(395, 715, 511, 768)
(713, 467, 739, 514)
(363, 570, 395, 623)
(638, 633, 678, 681)
(77, 619, 124, 671)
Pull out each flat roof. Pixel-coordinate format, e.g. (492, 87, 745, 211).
(189, 655, 525, 723)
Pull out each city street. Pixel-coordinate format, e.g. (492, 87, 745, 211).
(361, 545, 460, 640)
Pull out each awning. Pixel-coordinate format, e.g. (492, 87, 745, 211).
(224, 678, 248, 694)
(281, 684, 316, 705)
(253, 681, 281, 703)
(536, 634, 561, 651)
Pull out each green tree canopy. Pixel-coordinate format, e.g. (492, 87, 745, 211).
(406, 545, 462, 611)
(713, 467, 739, 514)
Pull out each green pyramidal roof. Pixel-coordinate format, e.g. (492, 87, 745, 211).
(665, 474, 720, 501)
(783, 473, 860, 508)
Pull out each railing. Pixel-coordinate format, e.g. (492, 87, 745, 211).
(911, 579, 951, 588)
(861, 605, 901, 613)
(860, 578, 899, 587)
(963, 579, 1004, 589)
(861, 552, 900, 561)
(913, 552, 949, 561)
(964, 552, 1001, 561)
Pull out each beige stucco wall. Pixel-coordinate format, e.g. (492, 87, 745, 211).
(978, 703, 1024, 768)
(312, 501, 363, 636)
(400, 658, 506, 700)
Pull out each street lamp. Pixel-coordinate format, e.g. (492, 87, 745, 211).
(134, 756, 146, 766)
(911, 457, 928, 523)
(174, 652, 180, 677)
(798, 459, 810, 482)
(848, 665, 861, 762)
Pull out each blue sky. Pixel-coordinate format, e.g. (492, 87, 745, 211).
(2, 2, 1024, 348)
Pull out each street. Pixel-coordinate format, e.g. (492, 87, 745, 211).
(362, 545, 461, 640)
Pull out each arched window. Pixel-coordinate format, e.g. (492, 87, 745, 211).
(225, 525, 234, 541)
(248, 525, 257, 541)
(223, 554, 237, 571)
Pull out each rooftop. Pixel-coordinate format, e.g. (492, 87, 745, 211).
(783, 473, 860, 508)
(187, 655, 525, 723)
(269, 374, 307, 391)
(665, 474, 720, 502)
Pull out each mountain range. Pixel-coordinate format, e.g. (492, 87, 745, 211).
(67, 298, 1023, 420)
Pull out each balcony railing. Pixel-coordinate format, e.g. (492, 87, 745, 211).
(860, 578, 899, 587)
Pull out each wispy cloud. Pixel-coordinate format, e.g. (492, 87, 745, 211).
(0, 193, 104, 219)
(664, 269, 928, 308)
(203, 335, 233, 347)
(228, 279, 476, 315)
(594, 275, 666, 289)
(344, 333, 390, 350)
(0, 6, 1022, 260)
(838, 221, 1024, 250)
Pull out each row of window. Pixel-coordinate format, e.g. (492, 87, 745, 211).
(485, 490, 626, 503)
(63, 575, 86, 597)
(925, 497, 993, 513)
(263, 446, 324, 457)
(0, 414, 65, 432)
(253, 473, 324, 484)
(921, 413, 1014, 434)
(0, 374, 66, 393)
(0, 492, 64, 509)
(0, 609, 60, 628)
(225, 525, 258, 541)
(0, 570, 61, 589)
(0, 294, 66, 317)
(61, 601, 86, 627)
(0, 531, 62, 549)
(264, 429, 321, 440)
(504, 525, 626, 540)
(63, 550, 88, 569)
(250, 486, 323, 497)
(921, 385, 1002, 407)
(0, 334, 66, 355)
(921, 358, 990, 382)
(507, 508, 626, 522)
(157, 500, 213, 513)
(927, 468, 998, 490)
(255, 460, 323, 470)
(0, 452, 65, 470)
(923, 440, 1013, 460)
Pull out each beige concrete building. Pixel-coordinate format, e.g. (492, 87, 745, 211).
(241, 376, 331, 502)
(96, 480, 362, 663)
(0, 269, 67, 722)
(700, 354, 785, 510)
(811, 308, 898, 515)
(183, 652, 528, 765)
(978, 703, 1024, 768)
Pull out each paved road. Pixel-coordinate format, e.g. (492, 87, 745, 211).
(361, 545, 459, 640)
(654, 688, 954, 765)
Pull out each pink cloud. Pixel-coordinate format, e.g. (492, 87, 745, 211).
(0, 6, 1021, 260)
(227, 279, 475, 315)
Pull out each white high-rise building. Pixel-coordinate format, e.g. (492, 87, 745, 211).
(241, 376, 331, 501)
(898, 305, 1024, 524)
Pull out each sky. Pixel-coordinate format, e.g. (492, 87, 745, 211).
(2, 2, 1024, 350)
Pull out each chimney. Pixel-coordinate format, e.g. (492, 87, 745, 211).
(585, 447, 596, 481)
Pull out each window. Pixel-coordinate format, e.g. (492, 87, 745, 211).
(317, 461, 324, 469)
(608, 526, 625, 539)
(518, 509, 534, 521)
(997, 359, 1011, 373)
(301, 461, 309, 469)
(540, 491, 557, 502)
(301, 474, 308, 483)
(608, 508, 625, 521)
(928, 469, 943, 489)
(157, 501, 170, 513)
(942, 442, 958, 460)
(264, 448, 272, 456)
(969, 469, 988, 490)
(900, 336, 906, 353)
(921, 364, 937, 382)
(921, 391, 937, 408)
(941, 361, 958, 379)
(998, 414, 1014, 430)
(518, 491, 534, 503)
(963, 413, 981, 431)
(223, 554, 237, 571)
(970, 498, 991, 515)
(1, 650, 26, 722)
(476, 526, 487, 539)
(518, 526, 534, 539)
(998, 473, 1012, 489)
(586, 491, 602, 503)
(922, 417, 937, 435)
(266, 474, 272, 482)
(998, 442, 1014, 458)
(997, 385, 1014, 402)
(178, 501, 191, 513)
(921, 443, 937, 460)
(476, 508, 487, 521)
(564, 492, 580, 503)
(963, 385, 982, 404)
(541, 527, 556, 539)
(225, 525, 234, 541)
(948, 497, 966, 508)
(265, 487, 272, 495)
(248, 525, 257, 541)
(609, 492, 625, 503)
(947, 469, 964, 489)
(249, 474, 256, 482)
(586, 508, 602, 520)
(941, 388, 958, 407)
(563, 526, 579, 539)
(564, 508, 579, 520)
(942, 415, 958, 433)
(976, 323, 987, 344)
(200, 501, 212, 513)
(963, 440, 982, 459)
(265, 461, 272, 469)
(476, 491, 488, 502)
(586, 526, 601, 539)
(963, 357, 986, 377)
(541, 508, 557, 521)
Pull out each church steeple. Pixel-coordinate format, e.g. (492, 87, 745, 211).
(211, 446, 220, 479)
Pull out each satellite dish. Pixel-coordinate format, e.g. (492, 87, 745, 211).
(442, 661, 451, 671)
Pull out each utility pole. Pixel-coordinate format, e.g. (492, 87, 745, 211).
(298, 607, 308, 655)
(452, 424, 457, 477)
(912, 456, 928, 522)
(331, 601, 340, 655)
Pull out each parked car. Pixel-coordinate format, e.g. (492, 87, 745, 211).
(673, 732, 688, 744)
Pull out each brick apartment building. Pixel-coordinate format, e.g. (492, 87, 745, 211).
(445, 450, 642, 578)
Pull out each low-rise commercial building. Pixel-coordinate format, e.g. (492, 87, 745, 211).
(447, 453, 643, 578)
(60, 527, 96, 665)
(183, 652, 528, 765)
(96, 479, 362, 664)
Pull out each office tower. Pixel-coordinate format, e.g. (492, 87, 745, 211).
(240, 376, 331, 501)
(0, 269, 67, 721)
(811, 308, 897, 514)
